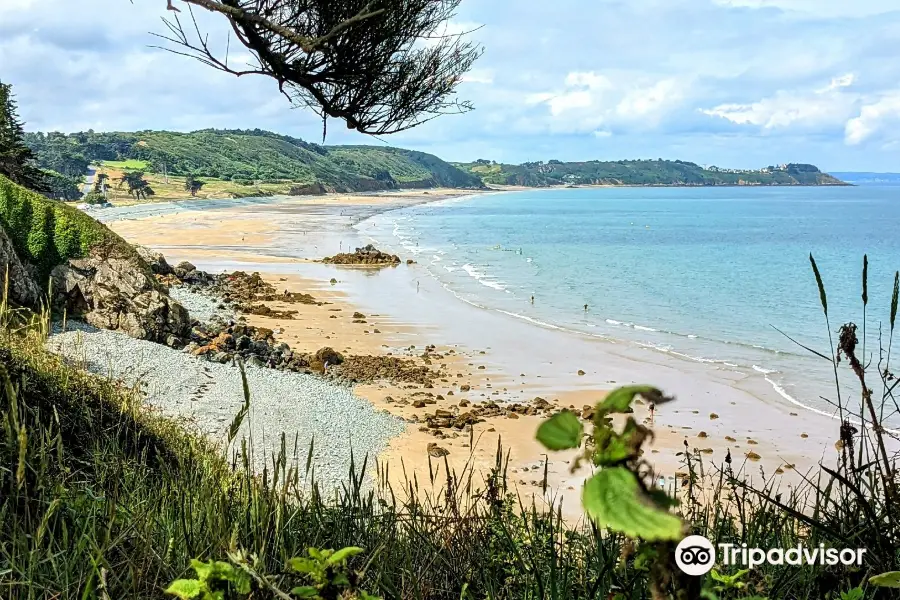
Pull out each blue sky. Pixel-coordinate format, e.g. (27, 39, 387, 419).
(3, 0, 900, 171)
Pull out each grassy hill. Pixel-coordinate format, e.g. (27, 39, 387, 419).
(455, 159, 849, 187)
(24, 129, 484, 200)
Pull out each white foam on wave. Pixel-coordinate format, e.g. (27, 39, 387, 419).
(497, 310, 564, 330)
(752, 365, 777, 374)
(461, 263, 507, 291)
(634, 325, 657, 332)
(759, 376, 900, 433)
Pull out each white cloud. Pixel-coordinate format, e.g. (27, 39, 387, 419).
(615, 79, 684, 120)
(712, 0, 900, 17)
(845, 92, 900, 144)
(700, 74, 858, 129)
(524, 71, 686, 133)
(462, 69, 495, 84)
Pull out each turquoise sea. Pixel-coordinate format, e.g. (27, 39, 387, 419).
(360, 185, 900, 424)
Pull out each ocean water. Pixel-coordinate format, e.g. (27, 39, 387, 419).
(359, 185, 900, 424)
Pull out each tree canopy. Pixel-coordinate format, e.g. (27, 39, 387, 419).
(156, 0, 482, 136)
(119, 170, 155, 199)
(0, 81, 47, 191)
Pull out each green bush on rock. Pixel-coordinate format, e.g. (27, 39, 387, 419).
(0, 174, 118, 281)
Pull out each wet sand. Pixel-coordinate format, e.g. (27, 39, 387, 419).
(108, 189, 851, 517)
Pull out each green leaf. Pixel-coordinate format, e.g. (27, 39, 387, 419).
(870, 571, 900, 588)
(592, 428, 631, 466)
(288, 557, 318, 574)
(291, 586, 320, 598)
(536, 411, 584, 450)
(581, 467, 684, 541)
(326, 546, 364, 565)
(164, 579, 203, 599)
(599, 386, 659, 414)
(841, 587, 865, 600)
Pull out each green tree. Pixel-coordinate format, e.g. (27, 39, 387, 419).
(0, 80, 47, 191)
(118, 170, 154, 200)
(43, 170, 82, 200)
(93, 172, 109, 194)
(184, 174, 205, 196)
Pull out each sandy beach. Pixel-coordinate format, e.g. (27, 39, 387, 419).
(103, 188, 853, 517)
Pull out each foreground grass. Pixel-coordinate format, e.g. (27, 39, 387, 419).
(0, 292, 897, 598)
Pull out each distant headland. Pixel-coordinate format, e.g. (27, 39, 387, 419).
(454, 159, 849, 188)
(25, 129, 847, 202)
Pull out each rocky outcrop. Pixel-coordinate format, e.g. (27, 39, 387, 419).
(51, 252, 190, 345)
(322, 244, 401, 266)
(288, 182, 328, 196)
(135, 245, 174, 276)
(0, 225, 42, 307)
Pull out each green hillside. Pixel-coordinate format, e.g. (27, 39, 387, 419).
(24, 129, 484, 193)
(455, 159, 849, 187)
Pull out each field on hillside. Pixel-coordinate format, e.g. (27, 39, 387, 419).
(96, 165, 293, 203)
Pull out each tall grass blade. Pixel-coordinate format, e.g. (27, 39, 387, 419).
(810, 253, 828, 316)
(862, 254, 868, 306)
(229, 360, 252, 446)
(892, 271, 899, 333)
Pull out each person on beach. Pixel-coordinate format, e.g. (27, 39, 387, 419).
(649, 402, 655, 425)
(417, 281, 420, 293)
(531, 295, 534, 304)
(584, 304, 588, 312)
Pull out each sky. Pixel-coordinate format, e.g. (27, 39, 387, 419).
(3, 0, 900, 171)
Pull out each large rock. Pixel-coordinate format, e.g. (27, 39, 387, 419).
(51, 252, 190, 344)
(135, 245, 174, 276)
(322, 244, 401, 266)
(0, 225, 42, 307)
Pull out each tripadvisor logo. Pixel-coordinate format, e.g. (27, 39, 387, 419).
(675, 535, 866, 576)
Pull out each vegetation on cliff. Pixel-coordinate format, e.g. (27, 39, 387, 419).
(25, 129, 484, 195)
(0, 174, 126, 279)
(455, 158, 848, 187)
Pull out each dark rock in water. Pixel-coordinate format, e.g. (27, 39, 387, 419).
(51, 252, 190, 343)
(247, 355, 266, 368)
(135, 245, 174, 276)
(0, 225, 42, 307)
(322, 244, 401, 266)
(174, 261, 197, 279)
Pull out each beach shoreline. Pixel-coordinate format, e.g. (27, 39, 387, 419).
(102, 188, 854, 516)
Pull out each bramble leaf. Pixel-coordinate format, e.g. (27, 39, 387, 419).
(870, 571, 900, 588)
(599, 386, 659, 414)
(582, 467, 684, 541)
(327, 546, 364, 565)
(536, 411, 583, 450)
(164, 579, 203, 599)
